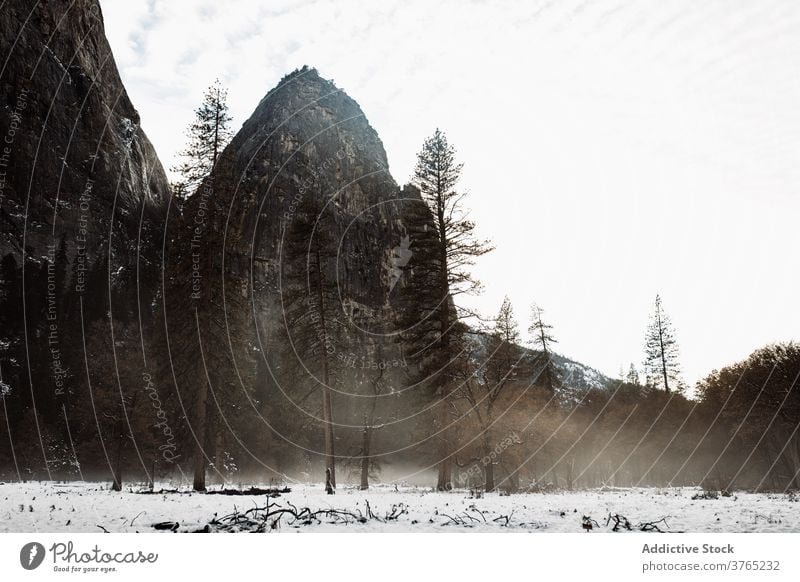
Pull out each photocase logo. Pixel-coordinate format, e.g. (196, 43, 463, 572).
(19, 542, 45, 570)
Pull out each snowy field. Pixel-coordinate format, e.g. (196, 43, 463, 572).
(1, 482, 798, 533)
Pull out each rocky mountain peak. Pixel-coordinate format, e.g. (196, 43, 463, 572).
(0, 0, 169, 260)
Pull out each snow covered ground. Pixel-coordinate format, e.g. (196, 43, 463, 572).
(1, 481, 798, 533)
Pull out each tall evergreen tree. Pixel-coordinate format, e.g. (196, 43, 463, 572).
(172, 79, 233, 194)
(626, 363, 640, 386)
(495, 296, 519, 345)
(643, 294, 682, 393)
(411, 129, 493, 490)
(528, 303, 559, 394)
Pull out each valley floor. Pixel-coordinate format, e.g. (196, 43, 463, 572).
(0, 481, 797, 533)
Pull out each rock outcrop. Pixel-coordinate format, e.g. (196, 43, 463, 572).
(205, 67, 417, 305)
(0, 0, 170, 478)
(180, 68, 433, 472)
(0, 0, 168, 262)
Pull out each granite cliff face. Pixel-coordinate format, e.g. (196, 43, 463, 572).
(0, 0, 168, 263)
(0, 0, 170, 338)
(0, 0, 170, 477)
(183, 68, 432, 468)
(207, 68, 419, 307)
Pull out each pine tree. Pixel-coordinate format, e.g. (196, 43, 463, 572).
(170, 181, 190, 202)
(626, 363, 640, 385)
(528, 303, 559, 394)
(413, 129, 493, 300)
(411, 129, 493, 490)
(495, 296, 519, 344)
(642, 294, 682, 393)
(172, 79, 233, 195)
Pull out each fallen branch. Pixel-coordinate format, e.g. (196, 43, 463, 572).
(205, 486, 290, 497)
(203, 502, 367, 532)
(129, 511, 146, 527)
(461, 511, 481, 524)
(137, 486, 290, 497)
(364, 500, 382, 522)
(637, 517, 670, 532)
(440, 513, 466, 526)
(493, 511, 514, 527)
(606, 513, 632, 532)
(385, 503, 408, 521)
(468, 504, 487, 523)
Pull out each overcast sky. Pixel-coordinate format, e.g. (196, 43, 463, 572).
(101, 0, 800, 387)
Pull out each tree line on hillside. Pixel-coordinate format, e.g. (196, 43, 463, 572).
(1, 79, 798, 493)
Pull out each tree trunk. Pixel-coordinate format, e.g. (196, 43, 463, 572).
(504, 463, 520, 492)
(435, 382, 453, 491)
(549, 466, 558, 488)
(192, 376, 209, 491)
(321, 382, 336, 488)
(437, 453, 452, 491)
(360, 371, 380, 490)
(360, 422, 372, 490)
(540, 334, 554, 395)
(149, 458, 156, 491)
(434, 195, 454, 491)
(434, 389, 454, 490)
(482, 432, 495, 492)
(212, 429, 224, 485)
(565, 457, 575, 491)
(315, 249, 336, 489)
(657, 309, 670, 393)
(325, 468, 335, 494)
(484, 459, 495, 492)
(111, 428, 123, 492)
(212, 101, 220, 166)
